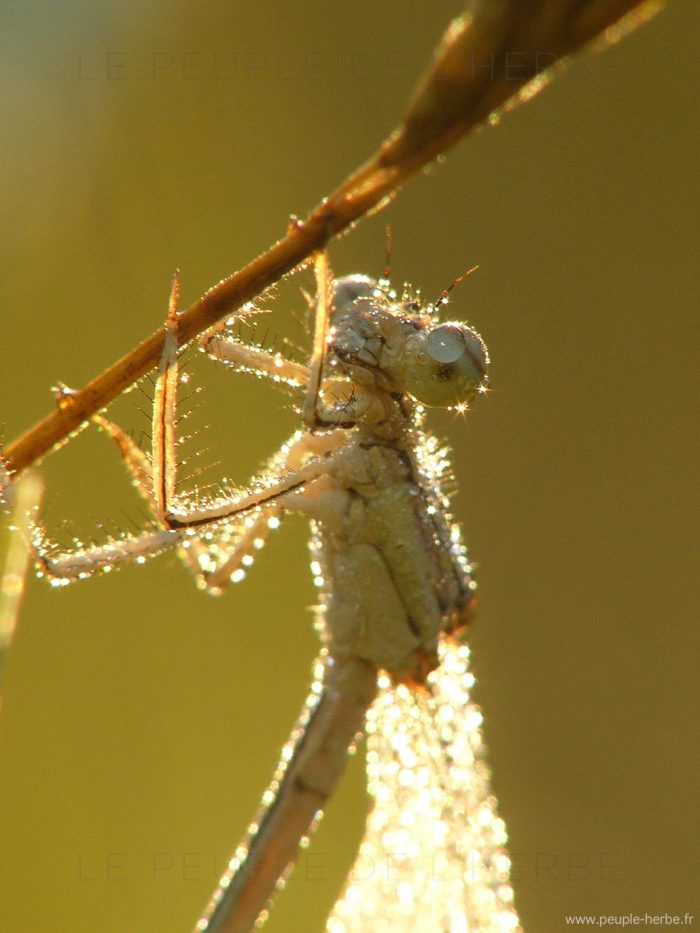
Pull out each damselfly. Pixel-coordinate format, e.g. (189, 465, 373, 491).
(31, 251, 521, 932)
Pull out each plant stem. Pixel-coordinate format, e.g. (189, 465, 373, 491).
(3, 0, 664, 476)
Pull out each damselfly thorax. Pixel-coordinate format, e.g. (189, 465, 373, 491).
(285, 271, 487, 685)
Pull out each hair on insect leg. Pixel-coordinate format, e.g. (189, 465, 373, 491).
(136, 383, 154, 404)
(119, 508, 145, 535)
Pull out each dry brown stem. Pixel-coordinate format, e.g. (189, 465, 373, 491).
(3, 0, 665, 476)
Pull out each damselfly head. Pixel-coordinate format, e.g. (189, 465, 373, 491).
(396, 319, 489, 408)
(329, 274, 489, 409)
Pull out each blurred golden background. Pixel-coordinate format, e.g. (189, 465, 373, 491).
(0, 2, 697, 931)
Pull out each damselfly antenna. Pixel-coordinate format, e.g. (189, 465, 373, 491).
(431, 263, 480, 314)
(381, 224, 393, 283)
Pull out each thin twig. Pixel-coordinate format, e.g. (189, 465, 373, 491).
(4, 0, 665, 477)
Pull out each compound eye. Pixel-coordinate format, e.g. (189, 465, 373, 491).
(385, 320, 489, 407)
(426, 325, 467, 364)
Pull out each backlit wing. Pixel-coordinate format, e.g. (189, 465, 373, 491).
(327, 637, 521, 933)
